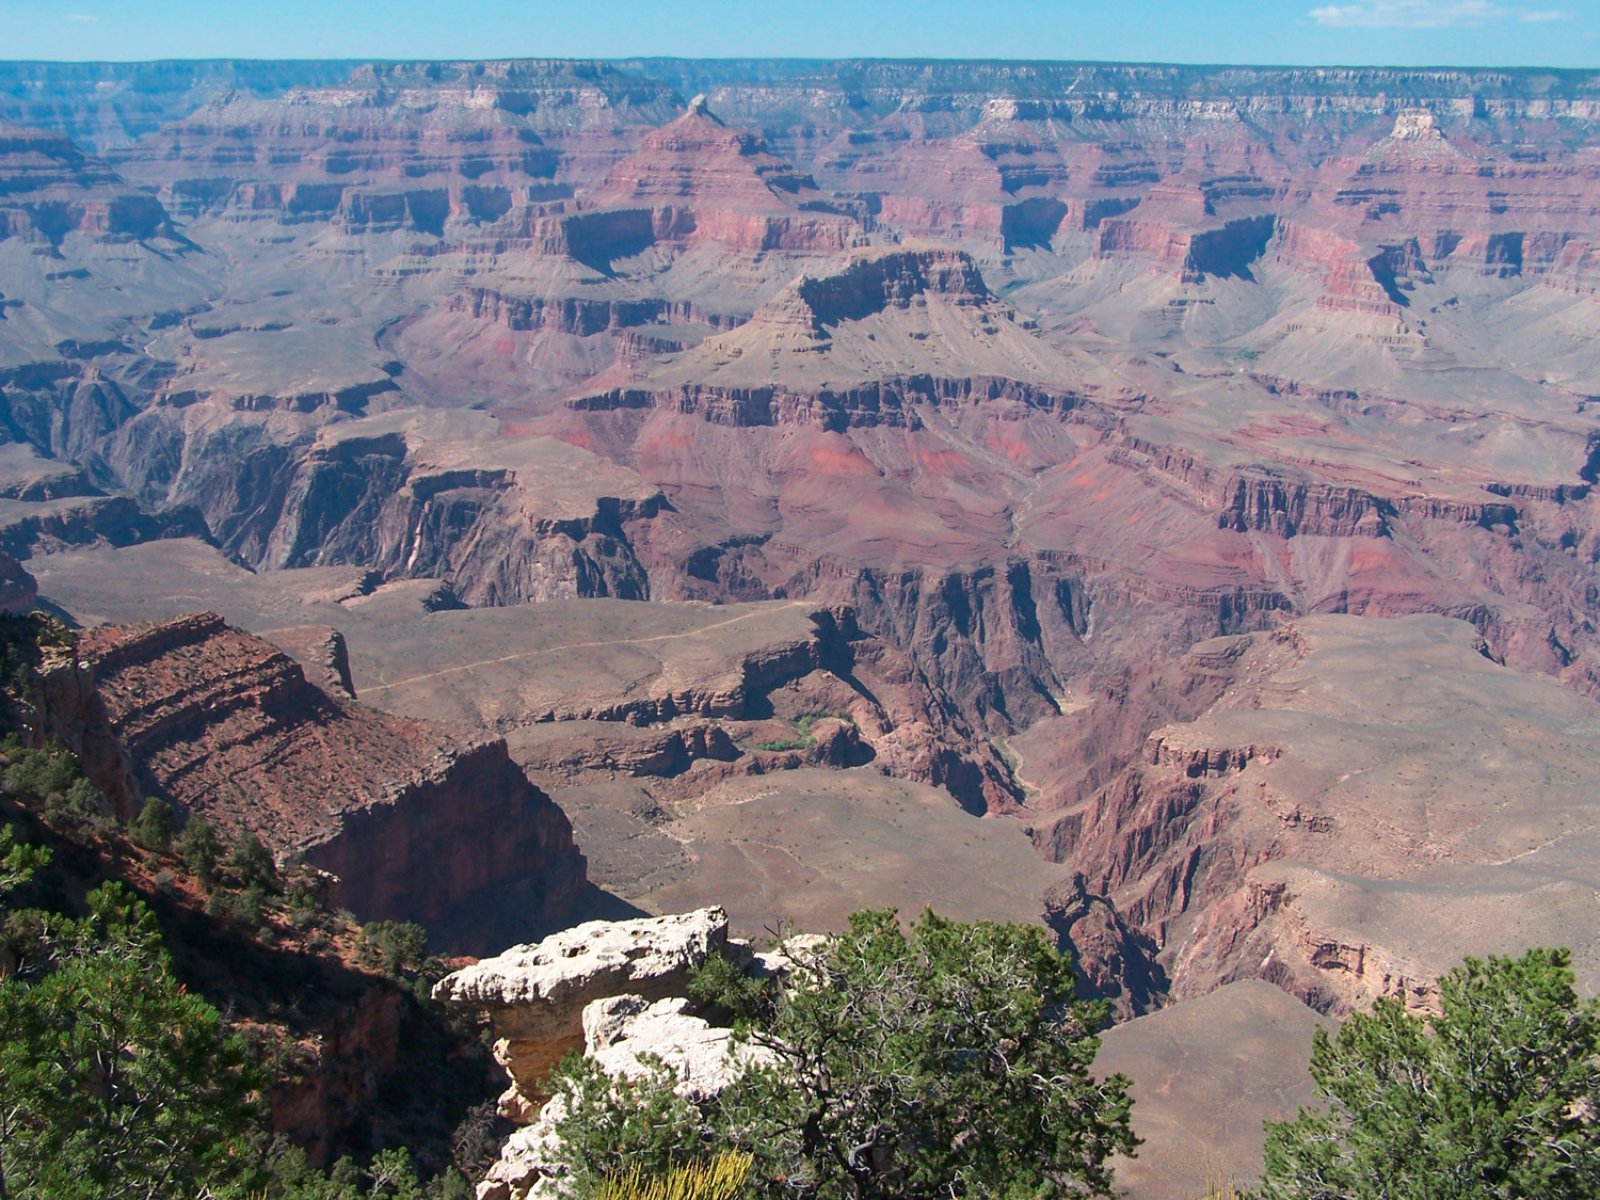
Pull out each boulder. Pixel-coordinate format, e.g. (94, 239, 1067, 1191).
(436, 907, 731, 1112)
(476, 992, 775, 1199)
(446, 908, 771, 1200)
(586, 994, 776, 1099)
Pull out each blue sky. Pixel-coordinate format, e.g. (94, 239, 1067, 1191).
(3, 0, 1596, 67)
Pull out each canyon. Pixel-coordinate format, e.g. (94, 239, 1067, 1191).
(5, 56, 1600, 1196)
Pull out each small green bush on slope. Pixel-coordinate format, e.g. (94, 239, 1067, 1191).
(0, 821, 472, 1200)
(0, 836, 257, 1200)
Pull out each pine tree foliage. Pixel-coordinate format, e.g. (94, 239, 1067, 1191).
(1261, 947, 1600, 1200)
(0, 882, 257, 1200)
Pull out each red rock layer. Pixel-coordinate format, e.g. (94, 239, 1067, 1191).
(79, 612, 586, 951)
(590, 102, 862, 252)
(114, 60, 683, 224)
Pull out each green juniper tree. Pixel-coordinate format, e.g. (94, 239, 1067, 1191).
(1261, 947, 1600, 1200)
(177, 814, 222, 884)
(0, 855, 467, 1200)
(0, 883, 258, 1200)
(229, 830, 280, 891)
(0, 823, 47, 896)
(360, 920, 432, 977)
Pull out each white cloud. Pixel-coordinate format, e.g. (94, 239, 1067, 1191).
(1518, 9, 1570, 20)
(1310, 0, 1568, 27)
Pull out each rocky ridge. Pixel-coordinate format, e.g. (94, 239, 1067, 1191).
(0, 121, 172, 243)
(1032, 614, 1600, 1015)
(436, 906, 733, 1119)
(590, 97, 863, 253)
(77, 610, 588, 952)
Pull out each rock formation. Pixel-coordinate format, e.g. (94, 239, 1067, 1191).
(0, 550, 36, 613)
(0, 120, 172, 243)
(436, 907, 784, 1200)
(1037, 615, 1600, 1014)
(437, 906, 730, 1113)
(590, 96, 862, 252)
(77, 611, 587, 952)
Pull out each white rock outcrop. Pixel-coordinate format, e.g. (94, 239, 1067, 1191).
(587, 994, 776, 1097)
(439, 908, 785, 1200)
(438, 906, 731, 1030)
(436, 906, 731, 1114)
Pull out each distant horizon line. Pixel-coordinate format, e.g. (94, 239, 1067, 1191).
(0, 54, 1596, 74)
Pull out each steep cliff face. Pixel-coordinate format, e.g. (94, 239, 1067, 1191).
(298, 739, 585, 951)
(0, 550, 36, 613)
(101, 408, 666, 604)
(0, 121, 173, 243)
(77, 612, 588, 952)
(572, 374, 1073, 432)
(1092, 178, 1280, 283)
(825, 559, 1071, 740)
(106, 59, 683, 222)
(449, 287, 735, 338)
(1037, 616, 1600, 1014)
(0, 60, 360, 152)
(1110, 437, 1392, 539)
(616, 60, 1600, 137)
(0, 494, 210, 562)
(0, 366, 146, 468)
(790, 247, 992, 321)
(381, 484, 657, 606)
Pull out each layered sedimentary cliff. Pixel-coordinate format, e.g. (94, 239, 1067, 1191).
(591, 97, 863, 252)
(1035, 615, 1600, 1015)
(0, 121, 172, 243)
(77, 612, 587, 952)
